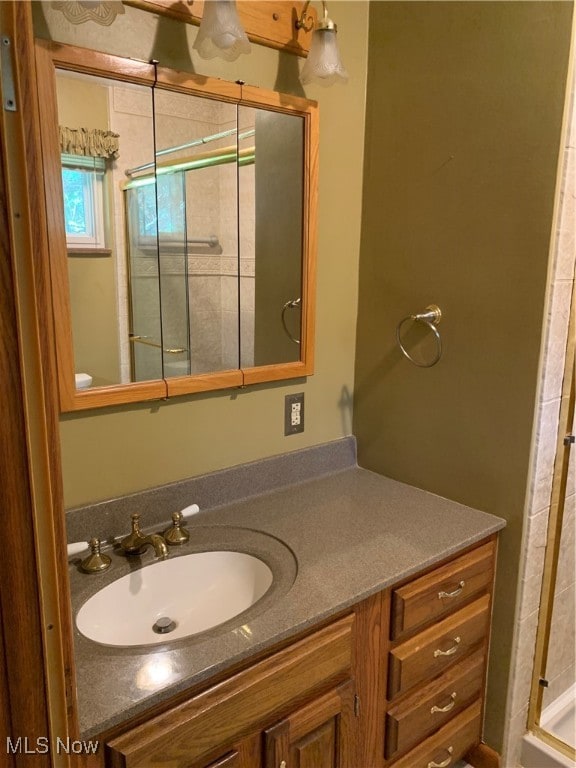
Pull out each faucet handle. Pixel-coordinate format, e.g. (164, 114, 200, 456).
(80, 538, 111, 573)
(164, 511, 190, 546)
(121, 513, 146, 554)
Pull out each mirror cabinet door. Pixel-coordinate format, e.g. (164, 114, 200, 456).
(239, 105, 304, 369)
(56, 70, 164, 391)
(152, 89, 240, 379)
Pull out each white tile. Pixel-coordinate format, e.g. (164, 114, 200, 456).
(502, 708, 529, 768)
(541, 280, 574, 402)
(530, 399, 563, 513)
(523, 506, 550, 564)
(568, 92, 576, 149)
(567, 412, 576, 497)
(518, 509, 549, 620)
(518, 571, 546, 625)
(509, 610, 540, 718)
(555, 492, 576, 594)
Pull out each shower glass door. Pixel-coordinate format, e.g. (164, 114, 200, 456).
(530, 357, 576, 764)
(152, 89, 239, 377)
(539, 392, 575, 756)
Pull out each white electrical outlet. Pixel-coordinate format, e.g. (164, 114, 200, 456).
(291, 402, 301, 426)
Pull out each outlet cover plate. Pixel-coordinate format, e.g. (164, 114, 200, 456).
(285, 393, 305, 435)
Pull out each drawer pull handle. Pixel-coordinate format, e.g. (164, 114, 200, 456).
(431, 691, 457, 714)
(280, 762, 287, 768)
(427, 746, 454, 768)
(433, 637, 461, 657)
(438, 581, 465, 599)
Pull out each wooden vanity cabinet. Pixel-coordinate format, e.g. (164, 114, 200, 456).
(383, 539, 497, 767)
(106, 615, 356, 768)
(103, 536, 497, 768)
(185, 681, 355, 768)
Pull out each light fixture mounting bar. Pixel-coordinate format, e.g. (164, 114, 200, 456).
(123, 0, 317, 56)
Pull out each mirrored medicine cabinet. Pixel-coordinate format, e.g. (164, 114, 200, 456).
(34, 39, 318, 411)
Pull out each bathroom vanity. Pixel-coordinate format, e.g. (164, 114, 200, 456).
(105, 541, 495, 768)
(67, 440, 505, 768)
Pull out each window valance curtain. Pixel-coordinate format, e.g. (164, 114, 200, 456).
(59, 126, 119, 159)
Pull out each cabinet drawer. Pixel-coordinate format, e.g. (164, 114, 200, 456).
(107, 615, 354, 768)
(385, 648, 485, 759)
(391, 541, 495, 639)
(205, 754, 240, 768)
(389, 700, 481, 768)
(388, 595, 490, 699)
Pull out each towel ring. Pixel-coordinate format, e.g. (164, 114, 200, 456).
(281, 298, 301, 345)
(396, 304, 443, 368)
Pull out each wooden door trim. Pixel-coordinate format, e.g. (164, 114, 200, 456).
(0, 599, 15, 767)
(0, 0, 78, 761)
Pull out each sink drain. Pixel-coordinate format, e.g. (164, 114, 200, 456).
(152, 616, 177, 635)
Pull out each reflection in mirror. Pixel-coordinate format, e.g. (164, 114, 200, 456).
(40, 41, 318, 410)
(239, 106, 304, 368)
(150, 90, 240, 377)
(56, 70, 162, 387)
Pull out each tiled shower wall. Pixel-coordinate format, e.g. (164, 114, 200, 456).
(502, 68, 576, 767)
(110, 87, 256, 381)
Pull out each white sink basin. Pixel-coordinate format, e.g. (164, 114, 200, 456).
(76, 551, 273, 647)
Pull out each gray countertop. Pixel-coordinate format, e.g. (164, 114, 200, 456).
(69, 458, 505, 738)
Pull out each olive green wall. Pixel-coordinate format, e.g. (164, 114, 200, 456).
(353, 0, 573, 752)
(33, 2, 369, 507)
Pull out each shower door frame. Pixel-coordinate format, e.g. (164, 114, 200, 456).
(527, 278, 576, 762)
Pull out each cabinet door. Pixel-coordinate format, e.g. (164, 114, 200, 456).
(107, 616, 354, 768)
(264, 680, 354, 768)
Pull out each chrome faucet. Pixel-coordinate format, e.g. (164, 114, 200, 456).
(120, 513, 168, 559)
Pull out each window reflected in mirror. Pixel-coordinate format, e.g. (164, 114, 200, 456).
(61, 155, 107, 250)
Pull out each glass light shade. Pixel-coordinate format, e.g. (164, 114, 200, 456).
(300, 28, 348, 87)
(51, 1, 125, 26)
(193, 0, 251, 62)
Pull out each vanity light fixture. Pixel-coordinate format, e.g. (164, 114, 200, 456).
(193, 0, 251, 62)
(51, 1, 125, 26)
(297, 0, 348, 87)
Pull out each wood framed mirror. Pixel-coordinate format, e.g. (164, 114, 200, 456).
(34, 40, 318, 411)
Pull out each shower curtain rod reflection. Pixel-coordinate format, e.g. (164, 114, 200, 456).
(122, 145, 255, 191)
(125, 128, 255, 177)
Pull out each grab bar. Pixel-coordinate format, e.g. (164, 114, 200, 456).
(129, 335, 188, 355)
(187, 236, 219, 247)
